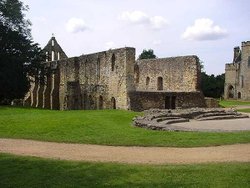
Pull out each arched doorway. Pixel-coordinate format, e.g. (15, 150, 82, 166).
(111, 97, 116, 109)
(228, 85, 234, 98)
(238, 92, 241, 99)
(99, 95, 103, 109)
(157, 77, 163, 90)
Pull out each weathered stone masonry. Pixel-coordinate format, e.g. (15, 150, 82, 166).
(24, 36, 205, 111)
(225, 41, 250, 100)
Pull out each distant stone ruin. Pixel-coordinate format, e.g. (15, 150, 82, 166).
(23, 35, 206, 111)
(133, 108, 249, 131)
(224, 41, 250, 100)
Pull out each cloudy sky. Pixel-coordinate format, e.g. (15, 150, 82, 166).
(22, 0, 250, 75)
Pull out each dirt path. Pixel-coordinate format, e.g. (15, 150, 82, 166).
(1, 138, 250, 164)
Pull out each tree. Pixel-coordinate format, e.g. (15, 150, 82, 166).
(201, 72, 225, 98)
(0, 0, 42, 104)
(138, 49, 157, 60)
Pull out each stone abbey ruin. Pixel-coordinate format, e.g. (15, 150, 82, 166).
(225, 41, 250, 100)
(24, 36, 206, 111)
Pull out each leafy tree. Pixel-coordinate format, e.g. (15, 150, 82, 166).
(201, 72, 225, 98)
(0, 0, 42, 104)
(138, 49, 157, 60)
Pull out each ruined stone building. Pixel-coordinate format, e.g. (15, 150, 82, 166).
(224, 41, 250, 100)
(24, 36, 205, 111)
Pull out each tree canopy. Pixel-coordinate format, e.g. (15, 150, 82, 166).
(201, 71, 225, 98)
(138, 49, 157, 60)
(0, 0, 42, 103)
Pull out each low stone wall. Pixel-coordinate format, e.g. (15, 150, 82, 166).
(129, 91, 206, 111)
(205, 97, 219, 108)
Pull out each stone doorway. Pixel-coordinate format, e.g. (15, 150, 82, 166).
(99, 96, 103, 109)
(228, 85, 234, 98)
(111, 97, 116, 109)
(165, 96, 176, 109)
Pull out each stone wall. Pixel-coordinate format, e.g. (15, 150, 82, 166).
(135, 56, 201, 92)
(224, 41, 250, 100)
(129, 91, 205, 111)
(58, 47, 136, 110)
(24, 36, 205, 111)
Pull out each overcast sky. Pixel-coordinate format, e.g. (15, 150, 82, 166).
(22, 0, 250, 75)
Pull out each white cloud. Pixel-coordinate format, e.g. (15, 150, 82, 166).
(119, 11, 167, 29)
(105, 41, 116, 50)
(66, 18, 88, 33)
(119, 10, 149, 24)
(150, 16, 168, 29)
(181, 18, 228, 41)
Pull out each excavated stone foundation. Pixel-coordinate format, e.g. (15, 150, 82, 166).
(133, 108, 249, 131)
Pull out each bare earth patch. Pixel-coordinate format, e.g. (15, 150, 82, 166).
(0, 138, 249, 164)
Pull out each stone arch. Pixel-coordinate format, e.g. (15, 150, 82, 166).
(99, 95, 103, 109)
(88, 95, 94, 110)
(146, 77, 150, 87)
(111, 97, 116, 109)
(111, 54, 115, 71)
(134, 65, 139, 84)
(157, 77, 163, 90)
(228, 85, 234, 98)
(238, 92, 241, 99)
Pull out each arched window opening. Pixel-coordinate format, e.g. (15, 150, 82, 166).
(228, 85, 234, 98)
(111, 54, 115, 71)
(97, 58, 100, 81)
(99, 95, 103, 109)
(238, 92, 241, 99)
(111, 97, 116, 109)
(146, 77, 150, 87)
(157, 77, 163, 90)
(134, 65, 139, 84)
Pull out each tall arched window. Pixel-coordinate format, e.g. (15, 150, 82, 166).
(134, 65, 139, 84)
(111, 54, 115, 71)
(157, 77, 163, 90)
(97, 58, 100, 81)
(146, 77, 150, 87)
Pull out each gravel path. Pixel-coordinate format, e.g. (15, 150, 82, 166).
(1, 138, 250, 164)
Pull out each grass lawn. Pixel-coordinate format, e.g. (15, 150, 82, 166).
(238, 108, 250, 113)
(219, 99, 250, 108)
(0, 106, 250, 147)
(0, 154, 249, 188)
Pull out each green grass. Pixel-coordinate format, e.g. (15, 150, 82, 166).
(238, 108, 250, 113)
(219, 99, 250, 108)
(0, 154, 249, 188)
(0, 106, 250, 147)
